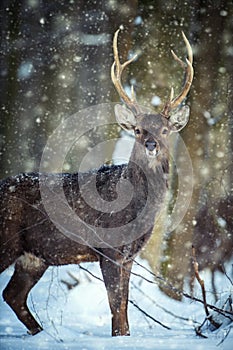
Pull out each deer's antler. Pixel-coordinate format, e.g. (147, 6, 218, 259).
(162, 31, 194, 118)
(111, 29, 141, 115)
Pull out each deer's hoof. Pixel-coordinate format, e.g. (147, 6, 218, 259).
(28, 325, 43, 336)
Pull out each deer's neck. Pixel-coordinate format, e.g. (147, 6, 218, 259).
(121, 149, 168, 226)
(127, 146, 169, 190)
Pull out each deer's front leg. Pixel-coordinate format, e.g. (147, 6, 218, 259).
(100, 256, 133, 336)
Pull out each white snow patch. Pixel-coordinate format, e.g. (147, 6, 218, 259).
(0, 260, 233, 349)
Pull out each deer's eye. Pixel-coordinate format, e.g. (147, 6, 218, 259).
(162, 128, 169, 135)
(135, 128, 141, 136)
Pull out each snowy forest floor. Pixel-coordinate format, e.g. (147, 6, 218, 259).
(0, 258, 232, 350)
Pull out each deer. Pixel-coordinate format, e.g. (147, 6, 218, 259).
(0, 29, 193, 336)
(191, 195, 233, 300)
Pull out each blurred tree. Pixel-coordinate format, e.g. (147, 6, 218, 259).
(0, 0, 137, 177)
(137, 0, 233, 299)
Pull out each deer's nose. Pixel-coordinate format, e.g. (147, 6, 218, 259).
(145, 140, 157, 151)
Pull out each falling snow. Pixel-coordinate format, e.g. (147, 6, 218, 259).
(1, 1, 233, 349)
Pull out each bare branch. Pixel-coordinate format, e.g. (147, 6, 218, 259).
(129, 300, 171, 330)
(192, 246, 222, 330)
(192, 246, 209, 318)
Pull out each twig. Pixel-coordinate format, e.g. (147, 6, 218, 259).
(192, 246, 221, 330)
(195, 324, 208, 338)
(61, 271, 80, 290)
(131, 281, 200, 325)
(217, 326, 232, 346)
(192, 246, 209, 318)
(79, 265, 102, 282)
(129, 300, 171, 330)
(222, 264, 233, 287)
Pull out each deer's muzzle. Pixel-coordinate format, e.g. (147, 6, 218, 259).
(145, 139, 159, 158)
(145, 140, 157, 151)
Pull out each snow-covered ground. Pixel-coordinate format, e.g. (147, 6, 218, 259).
(0, 259, 232, 350)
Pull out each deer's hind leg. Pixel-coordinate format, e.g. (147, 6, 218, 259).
(3, 252, 47, 335)
(0, 222, 23, 273)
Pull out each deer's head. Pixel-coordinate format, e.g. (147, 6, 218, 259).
(111, 29, 193, 163)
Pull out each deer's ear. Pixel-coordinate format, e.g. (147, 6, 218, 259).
(170, 105, 190, 132)
(114, 104, 136, 131)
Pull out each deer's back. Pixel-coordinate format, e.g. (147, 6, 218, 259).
(0, 164, 158, 265)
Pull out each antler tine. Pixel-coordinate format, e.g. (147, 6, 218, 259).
(111, 29, 139, 114)
(162, 31, 194, 117)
